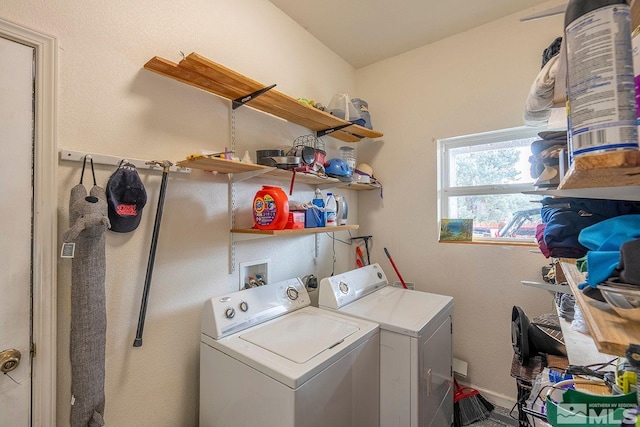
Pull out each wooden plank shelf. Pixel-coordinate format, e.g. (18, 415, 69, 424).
(144, 53, 383, 143)
(559, 259, 640, 356)
(339, 181, 382, 191)
(175, 156, 382, 190)
(263, 168, 339, 186)
(558, 151, 640, 190)
(231, 224, 358, 236)
(525, 151, 640, 200)
(524, 186, 640, 201)
(521, 280, 573, 294)
(556, 305, 614, 367)
(176, 156, 270, 175)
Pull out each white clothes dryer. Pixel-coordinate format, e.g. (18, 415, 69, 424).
(200, 277, 380, 427)
(318, 264, 454, 427)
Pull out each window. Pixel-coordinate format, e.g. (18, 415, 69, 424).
(438, 127, 546, 242)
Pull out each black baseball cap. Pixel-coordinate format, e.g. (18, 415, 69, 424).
(106, 162, 147, 233)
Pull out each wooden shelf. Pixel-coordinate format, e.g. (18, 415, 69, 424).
(175, 156, 382, 190)
(144, 52, 383, 143)
(176, 156, 270, 174)
(524, 151, 640, 200)
(231, 224, 359, 236)
(557, 151, 640, 191)
(262, 168, 338, 186)
(339, 181, 382, 191)
(559, 259, 640, 356)
(521, 280, 573, 294)
(556, 306, 614, 367)
(524, 186, 640, 201)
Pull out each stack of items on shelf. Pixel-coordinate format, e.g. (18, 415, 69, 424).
(537, 195, 640, 323)
(536, 198, 640, 259)
(255, 136, 360, 193)
(300, 189, 347, 229)
(522, 359, 638, 427)
(523, 36, 566, 128)
(524, 0, 640, 190)
(574, 215, 640, 323)
(512, 307, 640, 427)
(559, 0, 640, 188)
(252, 186, 348, 231)
(297, 95, 373, 131)
(325, 94, 373, 130)
(510, 305, 569, 427)
(528, 131, 568, 190)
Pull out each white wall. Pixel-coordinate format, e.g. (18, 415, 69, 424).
(0, 0, 572, 424)
(355, 0, 568, 404)
(0, 1, 362, 426)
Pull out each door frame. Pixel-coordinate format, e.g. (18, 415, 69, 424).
(0, 18, 58, 426)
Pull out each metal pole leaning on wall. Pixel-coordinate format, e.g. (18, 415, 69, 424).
(133, 160, 173, 347)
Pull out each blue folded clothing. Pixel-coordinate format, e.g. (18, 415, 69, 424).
(540, 197, 640, 257)
(577, 214, 640, 288)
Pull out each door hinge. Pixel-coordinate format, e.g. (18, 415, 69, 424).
(30, 342, 36, 357)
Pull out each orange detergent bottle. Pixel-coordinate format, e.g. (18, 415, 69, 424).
(253, 185, 289, 230)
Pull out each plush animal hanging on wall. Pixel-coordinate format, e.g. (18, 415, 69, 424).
(62, 156, 110, 427)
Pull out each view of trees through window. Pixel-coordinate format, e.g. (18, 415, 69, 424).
(439, 128, 544, 240)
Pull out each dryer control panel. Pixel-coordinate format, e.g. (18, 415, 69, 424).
(202, 277, 310, 339)
(318, 263, 388, 309)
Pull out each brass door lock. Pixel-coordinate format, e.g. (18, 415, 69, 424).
(0, 349, 21, 373)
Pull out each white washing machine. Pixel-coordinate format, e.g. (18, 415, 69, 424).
(318, 264, 454, 427)
(200, 277, 380, 427)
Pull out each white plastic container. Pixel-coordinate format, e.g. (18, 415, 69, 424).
(339, 146, 356, 173)
(325, 193, 337, 226)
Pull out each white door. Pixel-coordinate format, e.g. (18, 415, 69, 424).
(0, 35, 35, 425)
(419, 315, 453, 427)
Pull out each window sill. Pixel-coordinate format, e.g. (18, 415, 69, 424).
(438, 239, 538, 247)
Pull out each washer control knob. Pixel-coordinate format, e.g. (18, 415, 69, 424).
(225, 308, 235, 319)
(377, 272, 383, 279)
(239, 301, 249, 312)
(339, 282, 349, 294)
(286, 287, 299, 300)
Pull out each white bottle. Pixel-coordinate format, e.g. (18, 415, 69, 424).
(312, 188, 325, 227)
(325, 192, 337, 226)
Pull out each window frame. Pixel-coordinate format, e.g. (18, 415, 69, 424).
(437, 126, 547, 243)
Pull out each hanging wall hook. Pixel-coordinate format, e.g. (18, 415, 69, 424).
(145, 160, 173, 171)
(80, 154, 97, 185)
